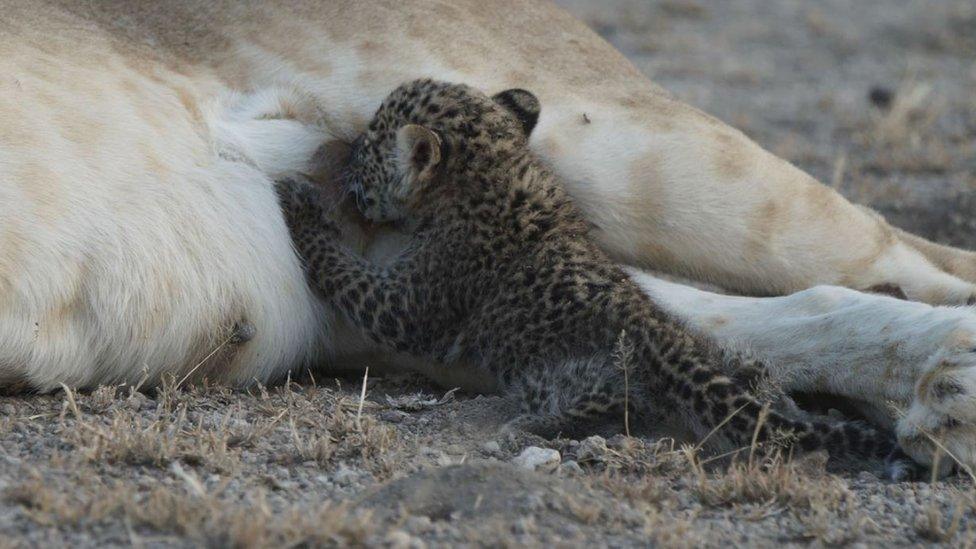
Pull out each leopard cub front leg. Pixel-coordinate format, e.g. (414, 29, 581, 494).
(275, 175, 342, 289)
(275, 176, 431, 354)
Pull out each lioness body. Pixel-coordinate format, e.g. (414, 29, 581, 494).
(2, 0, 975, 467)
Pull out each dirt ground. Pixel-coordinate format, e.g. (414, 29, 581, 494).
(3, 1, 976, 547)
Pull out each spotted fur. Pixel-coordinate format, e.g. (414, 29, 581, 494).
(277, 79, 907, 463)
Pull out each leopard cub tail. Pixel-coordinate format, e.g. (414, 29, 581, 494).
(629, 316, 911, 471)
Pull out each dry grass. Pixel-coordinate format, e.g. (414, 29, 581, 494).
(580, 430, 881, 546)
(798, 505, 877, 545)
(5, 474, 128, 528)
(870, 81, 943, 146)
(686, 449, 850, 510)
(5, 379, 976, 546)
(642, 508, 699, 549)
(575, 435, 686, 477)
(4, 381, 400, 545)
(5, 474, 376, 547)
(289, 392, 398, 476)
(596, 473, 674, 508)
(53, 380, 399, 478)
(289, 417, 336, 465)
(132, 489, 375, 547)
(849, 77, 961, 176)
(914, 499, 966, 543)
(64, 404, 237, 471)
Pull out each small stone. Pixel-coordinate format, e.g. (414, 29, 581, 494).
(482, 441, 501, 454)
(559, 460, 584, 476)
(384, 530, 424, 549)
(606, 434, 636, 452)
(576, 436, 608, 463)
(857, 471, 879, 483)
(380, 410, 408, 423)
(512, 516, 537, 534)
(419, 446, 448, 466)
(126, 392, 150, 411)
(1, 404, 16, 416)
(511, 446, 560, 473)
(445, 444, 466, 455)
(868, 85, 894, 110)
(404, 515, 433, 534)
(333, 465, 361, 486)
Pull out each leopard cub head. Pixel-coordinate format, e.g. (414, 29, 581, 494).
(345, 78, 540, 222)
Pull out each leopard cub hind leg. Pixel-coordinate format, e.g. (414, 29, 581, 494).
(502, 353, 634, 439)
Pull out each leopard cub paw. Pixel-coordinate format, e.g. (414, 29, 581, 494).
(275, 176, 341, 238)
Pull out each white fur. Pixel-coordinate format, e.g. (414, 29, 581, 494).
(0, 82, 336, 390)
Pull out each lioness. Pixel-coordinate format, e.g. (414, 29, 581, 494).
(1, 0, 974, 471)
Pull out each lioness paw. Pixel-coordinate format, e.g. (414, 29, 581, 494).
(896, 337, 976, 478)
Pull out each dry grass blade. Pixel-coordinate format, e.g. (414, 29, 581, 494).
(748, 404, 771, 467)
(693, 401, 751, 452)
(874, 81, 939, 145)
(920, 430, 976, 483)
(915, 499, 965, 543)
(289, 417, 334, 465)
(888, 403, 976, 482)
(356, 367, 369, 432)
(176, 334, 234, 389)
(830, 153, 847, 188)
(227, 410, 287, 448)
(59, 383, 82, 420)
(613, 330, 635, 437)
(170, 461, 206, 498)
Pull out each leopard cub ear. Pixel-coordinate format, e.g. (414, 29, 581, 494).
(395, 124, 442, 185)
(492, 88, 540, 137)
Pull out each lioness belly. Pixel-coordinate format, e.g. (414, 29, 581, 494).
(0, 21, 336, 390)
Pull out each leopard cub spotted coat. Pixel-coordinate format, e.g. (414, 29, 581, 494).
(277, 78, 912, 469)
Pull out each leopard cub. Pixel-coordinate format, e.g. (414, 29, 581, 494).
(277, 78, 912, 469)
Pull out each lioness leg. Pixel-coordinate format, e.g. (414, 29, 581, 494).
(895, 227, 976, 288)
(530, 101, 976, 305)
(626, 268, 976, 474)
